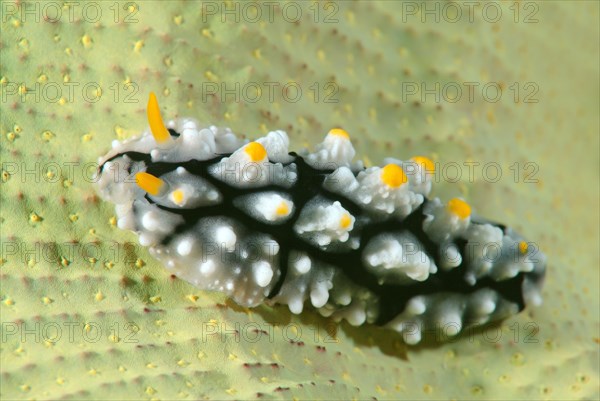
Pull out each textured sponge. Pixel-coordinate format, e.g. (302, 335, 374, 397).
(1, 1, 598, 400)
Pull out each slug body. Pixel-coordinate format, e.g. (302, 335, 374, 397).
(96, 94, 546, 344)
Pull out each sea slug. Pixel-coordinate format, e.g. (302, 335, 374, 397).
(95, 93, 546, 344)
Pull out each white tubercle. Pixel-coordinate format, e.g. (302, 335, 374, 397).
(351, 165, 424, 219)
(464, 223, 504, 278)
(140, 207, 183, 234)
(261, 239, 280, 256)
(310, 282, 330, 308)
(343, 303, 368, 326)
(253, 193, 294, 222)
(406, 297, 427, 315)
(439, 243, 463, 269)
(233, 192, 295, 224)
(149, 119, 219, 162)
(422, 197, 473, 271)
(253, 261, 274, 287)
(305, 129, 356, 169)
(439, 311, 462, 336)
(256, 130, 294, 163)
(115, 203, 135, 230)
(153, 167, 222, 208)
(208, 142, 269, 186)
(288, 296, 304, 314)
(208, 140, 297, 188)
(471, 290, 497, 315)
(422, 197, 471, 243)
(293, 254, 312, 274)
(363, 233, 436, 282)
(98, 132, 157, 166)
(402, 323, 422, 345)
(322, 166, 361, 194)
(96, 160, 138, 204)
(176, 237, 194, 256)
(215, 225, 237, 252)
(294, 200, 355, 246)
(198, 260, 216, 276)
(383, 156, 434, 197)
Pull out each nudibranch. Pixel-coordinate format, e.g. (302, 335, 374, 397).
(95, 93, 546, 344)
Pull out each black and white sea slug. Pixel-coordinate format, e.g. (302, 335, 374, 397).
(96, 93, 546, 344)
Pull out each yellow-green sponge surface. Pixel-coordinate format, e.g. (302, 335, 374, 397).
(1, 1, 598, 400)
